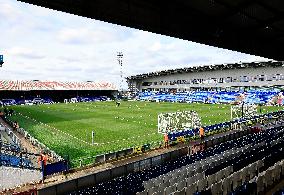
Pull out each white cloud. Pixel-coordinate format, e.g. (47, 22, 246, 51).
(7, 47, 45, 59)
(57, 25, 130, 45)
(57, 28, 90, 44)
(149, 42, 162, 52)
(0, 2, 21, 21)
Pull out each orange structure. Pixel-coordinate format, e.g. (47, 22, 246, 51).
(199, 127, 205, 140)
(164, 133, 169, 148)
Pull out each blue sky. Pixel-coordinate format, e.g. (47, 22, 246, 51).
(0, 0, 270, 89)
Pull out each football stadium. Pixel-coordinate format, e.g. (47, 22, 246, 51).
(2, 0, 284, 195)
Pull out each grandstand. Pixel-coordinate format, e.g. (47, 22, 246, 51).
(0, 80, 116, 91)
(126, 61, 284, 106)
(0, 116, 42, 191)
(0, 80, 117, 102)
(136, 90, 281, 105)
(126, 61, 284, 92)
(0, 166, 41, 191)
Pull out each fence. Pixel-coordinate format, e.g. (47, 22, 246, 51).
(72, 142, 162, 168)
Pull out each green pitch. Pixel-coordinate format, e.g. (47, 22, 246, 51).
(7, 101, 282, 166)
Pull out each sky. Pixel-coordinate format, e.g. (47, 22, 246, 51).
(0, 0, 270, 89)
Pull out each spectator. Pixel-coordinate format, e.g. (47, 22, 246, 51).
(14, 121, 19, 130)
(38, 151, 48, 167)
(199, 126, 205, 141)
(164, 133, 169, 148)
(13, 121, 17, 130)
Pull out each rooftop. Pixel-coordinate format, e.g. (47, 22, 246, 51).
(126, 61, 283, 80)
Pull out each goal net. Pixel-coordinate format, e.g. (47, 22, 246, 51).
(158, 110, 201, 134)
(231, 103, 257, 119)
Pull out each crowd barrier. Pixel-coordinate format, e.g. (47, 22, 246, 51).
(75, 143, 156, 167)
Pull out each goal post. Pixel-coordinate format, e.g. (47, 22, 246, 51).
(231, 103, 257, 120)
(158, 110, 201, 134)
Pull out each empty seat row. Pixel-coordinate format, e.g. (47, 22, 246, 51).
(146, 122, 282, 190)
(142, 128, 274, 193)
(72, 113, 284, 195)
(256, 159, 284, 194)
(0, 154, 33, 168)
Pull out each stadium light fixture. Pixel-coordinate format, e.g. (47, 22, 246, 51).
(117, 51, 124, 92)
(0, 55, 3, 67)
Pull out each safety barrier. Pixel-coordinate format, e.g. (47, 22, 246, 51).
(37, 146, 189, 195)
(43, 160, 69, 177)
(74, 143, 158, 167)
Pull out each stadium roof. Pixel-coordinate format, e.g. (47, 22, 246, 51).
(17, 0, 284, 60)
(0, 80, 117, 91)
(126, 61, 284, 80)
